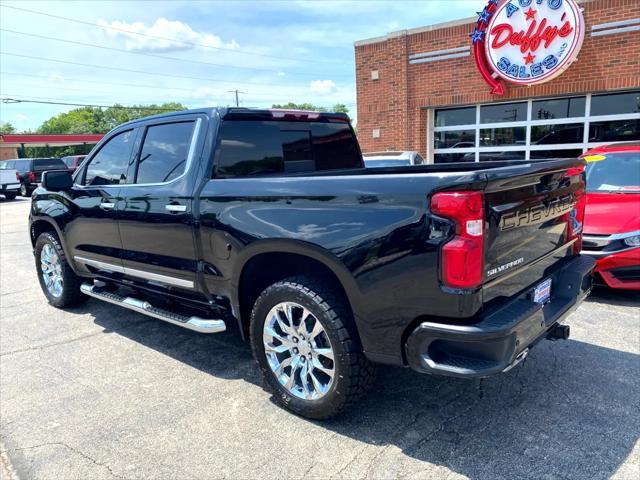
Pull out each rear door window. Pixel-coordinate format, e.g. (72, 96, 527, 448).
(84, 130, 135, 186)
(135, 121, 195, 184)
(215, 120, 360, 177)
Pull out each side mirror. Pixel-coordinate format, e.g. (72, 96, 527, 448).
(42, 170, 73, 191)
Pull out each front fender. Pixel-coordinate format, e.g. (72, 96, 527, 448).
(29, 191, 76, 271)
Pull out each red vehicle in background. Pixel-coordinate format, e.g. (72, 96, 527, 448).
(61, 155, 86, 173)
(580, 142, 640, 290)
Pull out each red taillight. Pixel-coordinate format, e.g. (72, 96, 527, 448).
(565, 166, 586, 255)
(431, 191, 484, 289)
(27, 171, 36, 182)
(568, 190, 586, 254)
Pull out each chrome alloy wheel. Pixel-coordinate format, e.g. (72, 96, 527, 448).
(40, 243, 63, 298)
(263, 302, 336, 400)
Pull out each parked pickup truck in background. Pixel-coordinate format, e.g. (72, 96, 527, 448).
(0, 164, 20, 200)
(29, 107, 595, 419)
(4, 157, 68, 197)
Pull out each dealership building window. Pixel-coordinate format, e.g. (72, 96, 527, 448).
(431, 91, 640, 163)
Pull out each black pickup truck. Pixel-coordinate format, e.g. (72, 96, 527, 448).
(29, 108, 594, 419)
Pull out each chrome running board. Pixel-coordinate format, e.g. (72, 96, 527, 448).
(80, 283, 226, 334)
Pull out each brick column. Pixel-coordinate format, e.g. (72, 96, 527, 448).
(355, 32, 410, 152)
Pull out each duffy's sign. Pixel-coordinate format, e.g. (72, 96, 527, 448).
(471, 0, 585, 95)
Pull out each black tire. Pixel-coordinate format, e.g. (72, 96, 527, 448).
(35, 232, 87, 308)
(20, 182, 31, 197)
(249, 275, 375, 419)
(3, 191, 17, 200)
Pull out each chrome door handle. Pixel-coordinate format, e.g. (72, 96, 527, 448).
(100, 202, 115, 210)
(165, 204, 187, 213)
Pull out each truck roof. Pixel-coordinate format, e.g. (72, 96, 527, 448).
(119, 107, 350, 128)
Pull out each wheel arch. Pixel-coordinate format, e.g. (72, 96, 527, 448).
(233, 240, 362, 342)
(30, 217, 75, 270)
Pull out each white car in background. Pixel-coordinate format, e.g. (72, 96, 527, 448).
(0, 163, 20, 200)
(363, 150, 425, 168)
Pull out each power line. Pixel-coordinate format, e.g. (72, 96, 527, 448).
(2, 78, 279, 99)
(1, 97, 181, 110)
(0, 72, 303, 98)
(0, 51, 320, 88)
(1, 81, 194, 102)
(2, 95, 357, 111)
(0, 72, 199, 93)
(0, 28, 354, 79)
(0, 4, 348, 65)
(2, 80, 352, 105)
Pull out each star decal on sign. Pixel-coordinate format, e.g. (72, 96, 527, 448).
(488, 0, 499, 5)
(477, 8, 492, 24)
(525, 7, 537, 20)
(470, 28, 485, 44)
(524, 53, 536, 65)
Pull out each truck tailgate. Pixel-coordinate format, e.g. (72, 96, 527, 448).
(482, 159, 586, 288)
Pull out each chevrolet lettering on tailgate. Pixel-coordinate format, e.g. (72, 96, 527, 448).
(500, 196, 576, 231)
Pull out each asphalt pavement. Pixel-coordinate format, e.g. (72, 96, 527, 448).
(1, 196, 638, 480)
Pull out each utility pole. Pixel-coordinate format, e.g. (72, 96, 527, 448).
(228, 89, 246, 107)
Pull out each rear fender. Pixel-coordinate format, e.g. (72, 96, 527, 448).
(231, 239, 363, 322)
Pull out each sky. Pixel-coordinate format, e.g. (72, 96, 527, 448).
(0, 0, 486, 131)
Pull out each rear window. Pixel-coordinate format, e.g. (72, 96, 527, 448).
(34, 158, 66, 170)
(215, 120, 361, 178)
(136, 121, 195, 184)
(14, 160, 29, 172)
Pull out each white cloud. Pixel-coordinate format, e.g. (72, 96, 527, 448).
(310, 80, 337, 95)
(277, 71, 287, 77)
(96, 18, 240, 53)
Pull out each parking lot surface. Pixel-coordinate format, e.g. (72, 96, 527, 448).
(1, 197, 638, 480)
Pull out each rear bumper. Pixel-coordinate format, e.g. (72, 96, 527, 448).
(405, 255, 595, 378)
(587, 248, 640, 291)
(1, 183, 20, 192)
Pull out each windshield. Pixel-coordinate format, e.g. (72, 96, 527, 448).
(585, 151, 640, 193)
(364, 159, 412, 168)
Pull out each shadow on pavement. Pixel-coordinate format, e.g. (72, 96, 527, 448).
(71, 298, 639, 479)
(586, 285, 640, 307)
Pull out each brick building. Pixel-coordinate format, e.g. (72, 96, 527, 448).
(354, 0, 640, 163)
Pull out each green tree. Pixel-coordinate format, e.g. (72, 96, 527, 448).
(38, 102, 187, 135)
(331, 104, 350, 114)
(24, 102, 187, 157)
(271, 103, 349, 114)
(0, 121, 17, 134)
